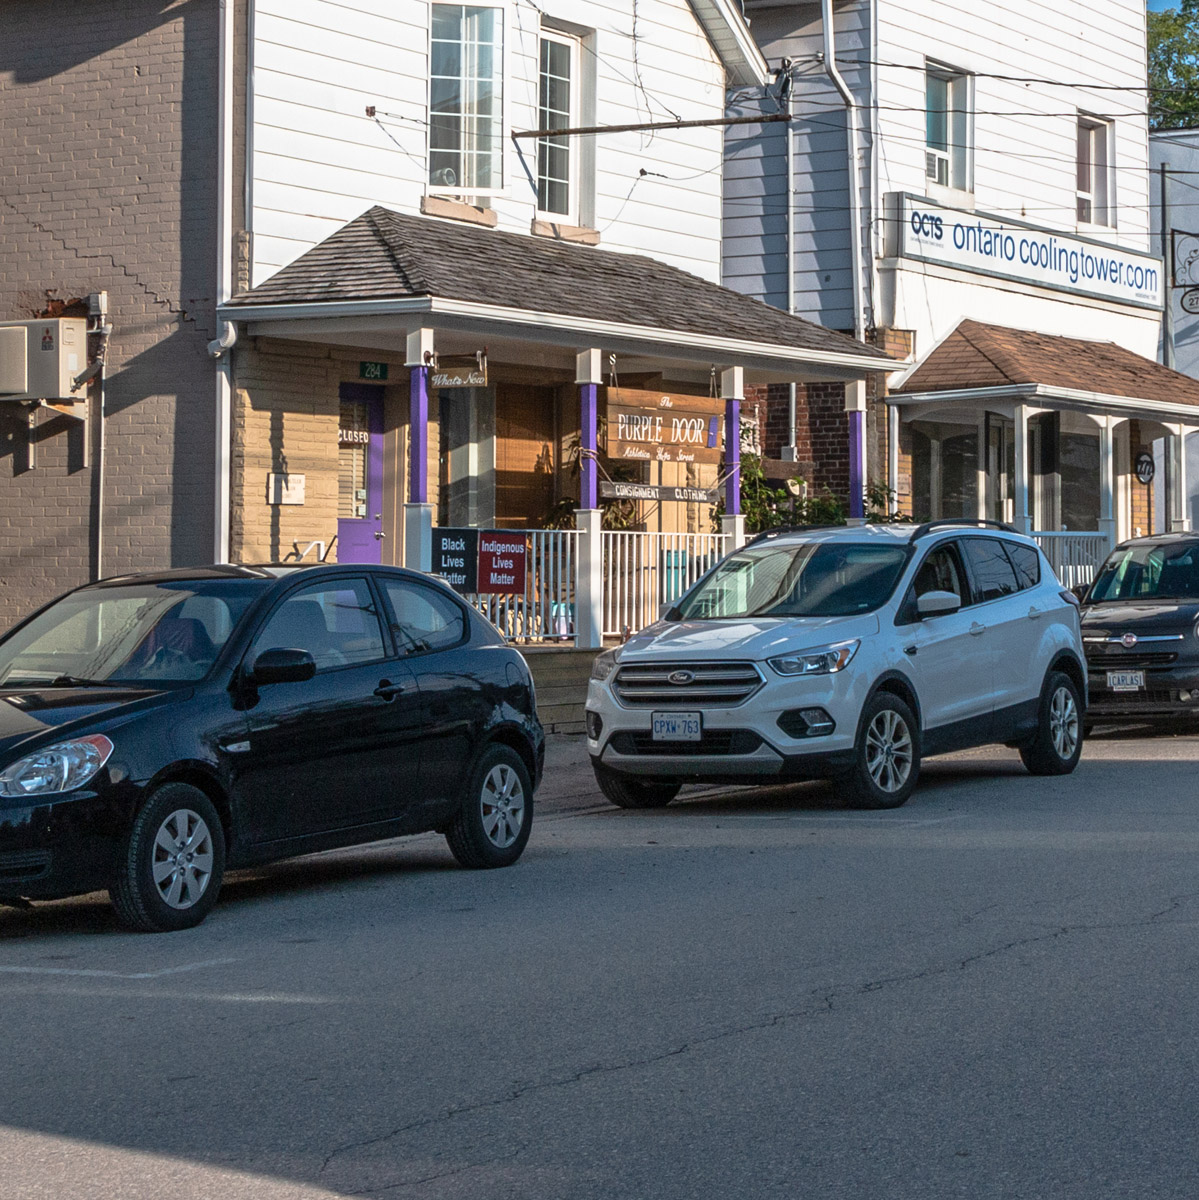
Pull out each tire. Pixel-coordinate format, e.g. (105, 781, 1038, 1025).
(1019, 671, 1083, 776)
(836, 691, 921, 810)
(109, 784, 226, 933)
(445, 744, 534, 869)
(593, 764, 681, 809)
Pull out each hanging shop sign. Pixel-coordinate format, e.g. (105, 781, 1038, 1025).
(604, 388, 723, 465)
(432, 528, 479, 593)
(1181, 289, 1199, 316)
(431, 528, 526, 595)
(1172, 230, 1199, 288)
(338, 426, 370, 446)
(599, 481, 718, 504)
(431, 353, 488, 389)
(1135, 452, 1156, 485)
(894, 194, 1163, 310)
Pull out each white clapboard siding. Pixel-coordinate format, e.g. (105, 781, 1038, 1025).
(250, 0, 730, 287)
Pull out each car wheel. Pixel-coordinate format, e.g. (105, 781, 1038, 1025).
(1019, 671, 1083, 776)
(109, 784, 226, 933)
(593, 764, 681, 809)
(837, 691, 921, 810)
(445, 744, 534, 869)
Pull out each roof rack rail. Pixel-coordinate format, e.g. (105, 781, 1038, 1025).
(908, 518, 1017, 542)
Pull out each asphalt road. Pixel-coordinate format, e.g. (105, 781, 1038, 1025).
(2, 728, 1199, 1199)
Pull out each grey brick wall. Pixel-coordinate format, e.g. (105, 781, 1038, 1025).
(0, 0, 219, 630)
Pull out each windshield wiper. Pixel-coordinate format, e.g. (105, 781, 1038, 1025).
(44, 674, 122, 688)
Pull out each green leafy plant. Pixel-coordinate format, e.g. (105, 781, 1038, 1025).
(1150, 3, 1199, 130)
(713, 453, 847, 533)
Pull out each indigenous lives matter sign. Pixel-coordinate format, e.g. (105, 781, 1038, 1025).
(432, 528, 527, 595)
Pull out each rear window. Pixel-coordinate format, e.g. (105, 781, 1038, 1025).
(961, 538, 1020, 603)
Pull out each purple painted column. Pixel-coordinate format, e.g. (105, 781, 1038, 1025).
(409, 364, 429, 505)
(724, 397, 741, 516)
(848, 409, 865, 519)
(580, 382, 598, 510)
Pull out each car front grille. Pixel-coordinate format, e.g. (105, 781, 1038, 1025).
(1087, 651, 1179, 668)
(1088, 687, 1178, 706)
(608, 730, 763, 756)
(611, 662, 763, 708)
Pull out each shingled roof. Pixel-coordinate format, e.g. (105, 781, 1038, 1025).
(225, 206, 891, 365)
(895, 319, 1199, 408)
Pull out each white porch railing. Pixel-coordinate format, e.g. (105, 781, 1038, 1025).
(1032, 532, 1110, 588)
(602, 531, 730, 638)
(465, 529, 579, 643)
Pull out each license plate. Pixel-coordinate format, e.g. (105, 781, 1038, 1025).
(652, 712, 702, 741)
(1106, 670, 1145, 692)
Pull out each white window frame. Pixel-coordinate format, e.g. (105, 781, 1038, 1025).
(535, 27, 580, 225)
(925, 63, 973, 197)
(1076, 114, 1115, 229)
(427, 1, 508, 198)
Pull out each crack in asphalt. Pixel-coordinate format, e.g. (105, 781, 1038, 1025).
(318, 892, 1199, 1184)
(341, 1150, 522, 1196)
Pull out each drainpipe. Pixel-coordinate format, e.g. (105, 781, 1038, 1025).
(209, 0, 237, 563)
(781, 59, 799, 464)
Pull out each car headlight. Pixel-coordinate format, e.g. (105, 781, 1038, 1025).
(768, 641, 859, 677)
(0, 735, 114, 799)
(590, 647, 623, 682)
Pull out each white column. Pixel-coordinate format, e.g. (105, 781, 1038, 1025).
(575, 508, 604, 650)
(1171, 427, 1192, 532)
(887, 403, 900, 516)
(721, 513, 747, 548)
(1099, 416, 1116, 548)
(1012, 403, 1031, 533)
(976, 414, 988, 521)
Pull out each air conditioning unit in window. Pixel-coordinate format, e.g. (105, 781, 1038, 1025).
(0, 319, 88, 401)
(925, 149, 949, 188)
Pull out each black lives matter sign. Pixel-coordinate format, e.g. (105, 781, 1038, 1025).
(432, 528, 478, 593)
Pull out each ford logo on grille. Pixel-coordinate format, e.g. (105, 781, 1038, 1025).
(667, 670, 695, 685)
(1120, 632, 1138, 648)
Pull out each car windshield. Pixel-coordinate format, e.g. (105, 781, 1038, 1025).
(674, 542, 909, 620)
(0, 581, 264, 687)
(1088, 542, 1199, 602)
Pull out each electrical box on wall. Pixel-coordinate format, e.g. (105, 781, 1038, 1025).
(0, 319, 88, 401)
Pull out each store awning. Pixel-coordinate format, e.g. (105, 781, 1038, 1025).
(220, 207, 892, 383)
(889, 319, 1199, 422)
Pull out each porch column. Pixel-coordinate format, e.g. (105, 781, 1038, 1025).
(1012, 403, 1031, 533)
(976, 415, 988, 521)
(1099, 416, 1116, 547)
(887, 402, 900, 516)
(1170, 426, 1192, 532)
(721, 367, 746, 547)
(575, 349, 603, 649)
(845, 379, 866, 520)
(404, 328, 434, 571)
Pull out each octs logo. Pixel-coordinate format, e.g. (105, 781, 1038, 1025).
(910, 211, 944, 240)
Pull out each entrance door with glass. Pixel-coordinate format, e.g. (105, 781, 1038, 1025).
(337, 383, 384, 564)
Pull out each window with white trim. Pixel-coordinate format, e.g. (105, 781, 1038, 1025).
(926, 66, 970, 193)
(536, 30, 579, 221)
(1076, 115, 1113, 226)
(429, 4, 504, 194)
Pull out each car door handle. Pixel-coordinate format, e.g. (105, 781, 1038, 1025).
(969, 622, 986, 636)
(903, 645, 917, 656)
(373, 679, 406, 701)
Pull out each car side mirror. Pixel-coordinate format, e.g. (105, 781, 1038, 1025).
(916, 590, 962, 618)
(249, 647, 316, 686)
(1070, 583, 1089, 603)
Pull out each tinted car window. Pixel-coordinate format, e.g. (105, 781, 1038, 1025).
(251, 579, 386, 671)
(911, 545, 967, 603)
(380, 580, 466, 655)
(962, 538, 1020, 603)
(1089, 542, 1199, 601)
(1003, 542, 1041, 590)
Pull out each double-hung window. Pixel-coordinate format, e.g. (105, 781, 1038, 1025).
(429, 4, 504, 194)
(536, 29, 579, 221)
(1076, 116, 1113, 226)
(926, 65, 970, 193)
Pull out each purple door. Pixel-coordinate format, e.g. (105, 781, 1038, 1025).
(337, 383, 384, 564)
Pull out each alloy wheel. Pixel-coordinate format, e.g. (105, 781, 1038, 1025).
(1049, 686, 1079, 760)
(151, 808, 215, 910)
(480, 763, 526, 849)
(864, 709, 914, 794)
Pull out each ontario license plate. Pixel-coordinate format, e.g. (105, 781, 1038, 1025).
(1106, 670, 1145, 692)
(652, 712, 702, 741)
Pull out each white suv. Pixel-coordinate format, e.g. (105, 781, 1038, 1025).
(586, 521, 1086, 809)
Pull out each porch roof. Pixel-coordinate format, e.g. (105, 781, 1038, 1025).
(890, 320, 1199, 417)
(220, 207, 892, 380)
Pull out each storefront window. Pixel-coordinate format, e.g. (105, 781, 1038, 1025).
(338, 401, 369, 520)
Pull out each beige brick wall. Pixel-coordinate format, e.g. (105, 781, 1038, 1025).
(230, 338, 417, 564)
(0, 0, 220, 629)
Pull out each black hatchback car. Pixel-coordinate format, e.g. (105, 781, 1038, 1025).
(1080, 532, 1199, 722)
(0, 565, 543, 931)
